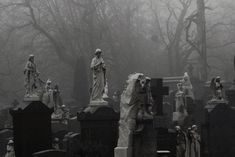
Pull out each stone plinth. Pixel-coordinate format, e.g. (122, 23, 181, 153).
(10, 101, 53, 157)
(77, 105, 119, 157)
(202, 101, 235, 157)
(114, 147, 132, 157)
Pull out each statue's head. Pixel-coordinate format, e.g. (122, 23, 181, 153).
(122, 73, 150, 105)
(95, 48, 102, 58)
(29, 54, 34, 62)
(215, 76, 221, 82)
(183, 72, 189, 81)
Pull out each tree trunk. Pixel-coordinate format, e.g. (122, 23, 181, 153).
(197, 0, 207, 81)
(72, 56, 89, 107)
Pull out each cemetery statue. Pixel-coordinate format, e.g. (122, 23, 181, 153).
(42, 79, 54, 108)
(116, 73, 149, 152)
(175, 126, 186, 157)
(189, 125, 200, 157)
(174, 83, 188, 124)
(24, 54, 40, 97)
(53, 84, 63, 110)
(52, 138, 60, 150)
(181, 72, 194, 100)
(139, 77, 154, 118)
(5, 140, 15, 157)
(210, 76, 223, 100)
(90, 48, 107, 104)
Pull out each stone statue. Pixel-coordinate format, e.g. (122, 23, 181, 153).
(188, 125, 200, 157)
(5, 140, 15, 157)
(210, 76, 223, 100)
(174, 83, 188, 124)
(181, 72, 194, 100)
(53, 84, 63, 110)
(115, 73, 149, 157)
(42, 79, 54, 108)
(24, 54, 40, 97)
(175, 126, 187, 157)
(90, 48, 107, 106)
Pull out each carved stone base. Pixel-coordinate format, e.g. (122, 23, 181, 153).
(89, 100, 108, 107)
(115, 147, 132, 157)
(23, 94, 40, 102)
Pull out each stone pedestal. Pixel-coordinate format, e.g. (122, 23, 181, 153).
(77, 105, 119, 157)
(114, 147, 132, 157)
(202, 101, 235, 157)
(10, 101, 53, 157)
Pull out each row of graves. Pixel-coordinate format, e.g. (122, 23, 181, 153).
(1, 54, 235, 157)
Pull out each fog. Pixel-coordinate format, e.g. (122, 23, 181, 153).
(0, 0, 234, 107)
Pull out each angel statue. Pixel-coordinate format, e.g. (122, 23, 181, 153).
(210, 76, 223, 100)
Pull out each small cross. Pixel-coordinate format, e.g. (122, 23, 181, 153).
(151, 78, 169, 115)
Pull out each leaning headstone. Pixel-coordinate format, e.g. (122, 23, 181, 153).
(10, 101, 53, 157)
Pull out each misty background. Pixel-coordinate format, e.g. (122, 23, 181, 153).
(0, 0, 234, 107)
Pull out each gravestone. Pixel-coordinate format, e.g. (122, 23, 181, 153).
(151, 78, 169, 116)
(77, 106, 119, 157)
(150, 78, 177, 157)
(10, 101, 53, 157)
(202, 101, 235, 157)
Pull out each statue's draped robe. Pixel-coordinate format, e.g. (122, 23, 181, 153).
(117, 77, 143, 147)
(90, 57, 105, 101)
(188, 131, 200, 157)
(24, 61, 38, 94)
(182, 79, 194, 100)
(175, 90, 188, 123)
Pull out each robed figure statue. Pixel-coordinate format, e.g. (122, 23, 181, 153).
(90, 49, 106, 102)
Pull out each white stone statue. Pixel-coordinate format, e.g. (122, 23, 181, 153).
(115, 73, 149, 157)
(181, 72, 194, 100)
(173, 83, 188, 124)
(42, 79, 54, 108)
(24, 54, 40, 97)
(90, 48, 107, 106)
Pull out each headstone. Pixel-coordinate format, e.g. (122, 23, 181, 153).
(151, 78, 177, 157)
(202, 101, 235, 157)
(77, 106, 119, 157)
(10, 101, 53, 157)
(150, 78, 169, 115)
(133, 119, 157, 157)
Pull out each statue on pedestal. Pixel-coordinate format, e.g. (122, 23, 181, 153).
(89, 48, 107, 106)
(24, 54, 40, 98)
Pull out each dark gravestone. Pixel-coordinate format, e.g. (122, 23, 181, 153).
(151, 78, 169, 116)
(77, 106, 119, 157)
(10, 101, 53, 157)
(202, 102, 235, 157)
(133, 119, 157, 157)
(150, 78, 177, 157)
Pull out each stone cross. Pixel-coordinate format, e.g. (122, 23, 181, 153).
(151, 78, 169, 115)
